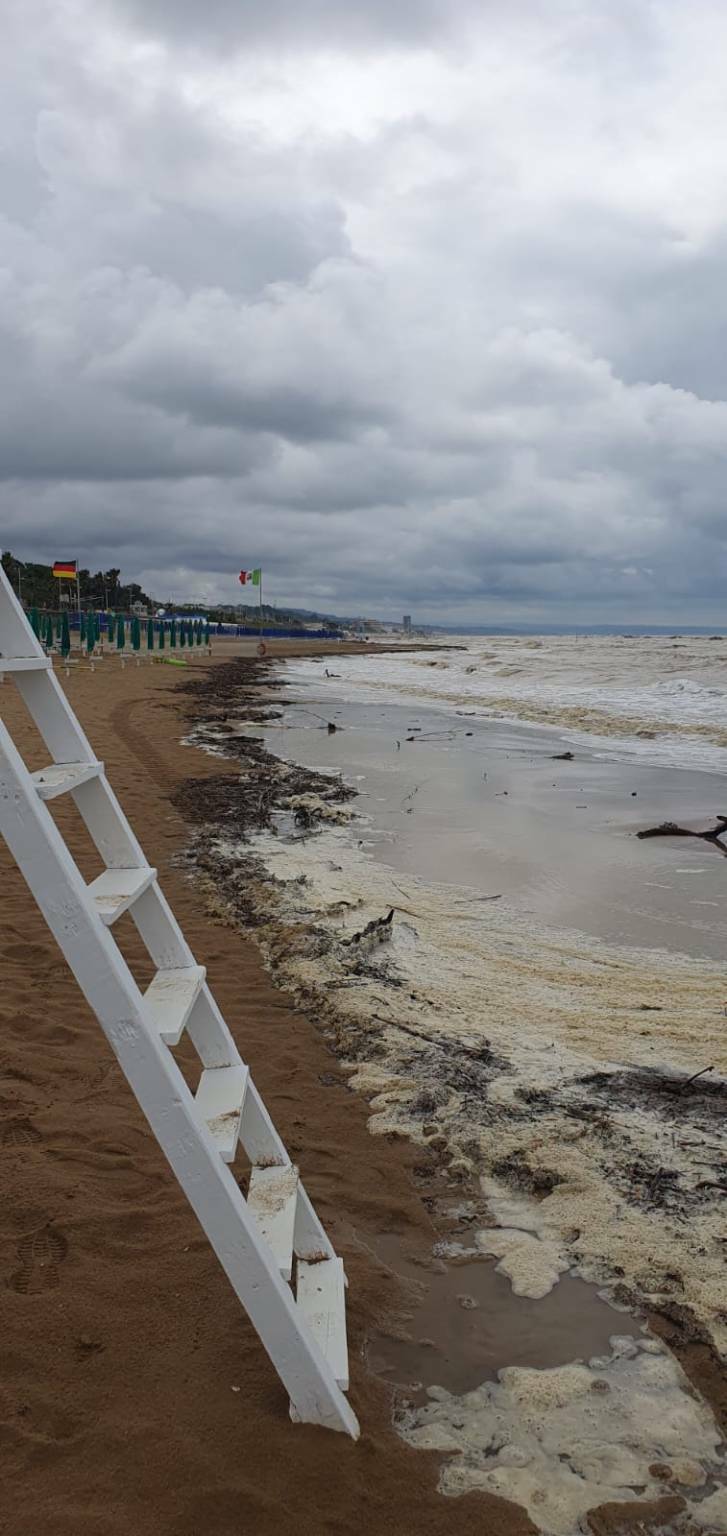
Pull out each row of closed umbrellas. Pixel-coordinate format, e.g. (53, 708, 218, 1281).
(28, 610, 211, 656)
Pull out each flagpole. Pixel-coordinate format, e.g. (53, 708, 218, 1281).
(259, 568, 263, 642)
(76, 558, 81, 650)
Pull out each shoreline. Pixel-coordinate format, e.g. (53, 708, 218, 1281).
(175, 651, 727, 1531)
(281, 635, 727, 774)
(2, 641, 724, 1536)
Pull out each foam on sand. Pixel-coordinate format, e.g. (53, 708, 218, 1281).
(241, 809, 726, 1351)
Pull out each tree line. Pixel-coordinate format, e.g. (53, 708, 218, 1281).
(1, 552, 153, 611)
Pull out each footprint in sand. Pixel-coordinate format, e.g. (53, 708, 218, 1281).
(9, 1227, 68, 1295)
(0, 943, 51, 965)
(1, 1117, 41, 1148)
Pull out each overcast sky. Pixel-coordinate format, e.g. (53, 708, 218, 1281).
(3, 0, 727, 623)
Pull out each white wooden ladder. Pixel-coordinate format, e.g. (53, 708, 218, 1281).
(0, 566, 358, 1438)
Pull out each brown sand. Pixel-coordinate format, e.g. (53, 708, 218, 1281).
(0, 644, 532, 1536)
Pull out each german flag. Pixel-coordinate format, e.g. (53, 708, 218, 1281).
(52, 560, 77, 579)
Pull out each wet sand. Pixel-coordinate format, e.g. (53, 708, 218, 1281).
(366, 1232, 641, 1397)
(0, 642, 531, 1536)
(258, 695, 727, 961)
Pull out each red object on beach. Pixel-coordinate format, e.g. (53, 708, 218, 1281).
(239, 570, 248, 584)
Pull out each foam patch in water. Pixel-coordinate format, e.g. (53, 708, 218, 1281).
(399, 1336, 726, 1535)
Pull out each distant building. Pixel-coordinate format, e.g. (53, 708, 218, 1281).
(403, 614, 412, 633)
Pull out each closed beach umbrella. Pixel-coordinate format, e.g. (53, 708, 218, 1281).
(79, 611, 86, 643)
(180, 621, 186, 648)
(204, 619, 210, 644)
(158, 621, 165, 650)
(44, 612, 54, 648)
(131, 615, 141, 651)
(146, 617, 154, 650)
(86, 611, 95, 654)
(60, 611, 71, 658)
(170, 617, 177, 647)
(196, 620, 202, 646)
(29, 607, 41, 639)
(116, 612, 126, 649)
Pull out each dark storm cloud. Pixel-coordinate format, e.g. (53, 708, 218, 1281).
(107, 0, 468, 51)
(2, 0, 727, 621)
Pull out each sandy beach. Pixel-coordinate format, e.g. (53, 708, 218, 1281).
(2, 640, 725, 1536)
(1, 641, 531, 1536)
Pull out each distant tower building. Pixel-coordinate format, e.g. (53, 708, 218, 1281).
(403, 614, 412, 634)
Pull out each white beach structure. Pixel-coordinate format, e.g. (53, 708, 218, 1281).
(0, 563, 358, 1438)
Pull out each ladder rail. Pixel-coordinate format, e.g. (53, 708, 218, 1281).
(0, 714, 358, 1436)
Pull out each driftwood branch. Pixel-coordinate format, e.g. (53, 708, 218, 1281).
(637, 817, 727, 858)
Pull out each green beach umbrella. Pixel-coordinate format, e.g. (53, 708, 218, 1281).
(86, 611, 95, 655)
(146, 617, 154, 650)
(29, 607, 41, 639)
(44, 612, 54, 648)
(170, 617, 177, 647)
(195, 620, 202, 646)
(116, 612, 126, 650)
(131, 615, 141, 651)
(80, 611, 86, 643)
(179, 621, 186, 648)
(158, 621, 165, 650)
(204, 619, 210, 644)
(60, 611, 71, 658)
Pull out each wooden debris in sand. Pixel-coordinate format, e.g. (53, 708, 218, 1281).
(637, 816, 727, 858)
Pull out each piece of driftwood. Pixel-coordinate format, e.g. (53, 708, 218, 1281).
(637, 816, 727, 857)
(677, 1065, 714, 1093)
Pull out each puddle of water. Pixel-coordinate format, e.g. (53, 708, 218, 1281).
(367, 1232, 642, 1400)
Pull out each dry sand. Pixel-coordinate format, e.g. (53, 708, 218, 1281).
(0, 642, 528, 1536)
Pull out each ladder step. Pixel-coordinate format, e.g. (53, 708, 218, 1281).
(143, 965, 206, 1044)
(87, 866, 157, 925)
(247, 1164, 299, 1282)
(31, 761, 103, 800)
(296, 1258, 349, 1390)
(195, 1064, 248, 1161)
(0, 656, 51, 672)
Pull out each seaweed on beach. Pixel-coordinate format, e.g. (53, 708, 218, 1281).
(575, 1065, 727, 1127)
(491, 1150, 563, 1198)
(171, 658, 355, 842)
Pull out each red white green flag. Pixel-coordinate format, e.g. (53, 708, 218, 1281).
(239, 569, 261, 586)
